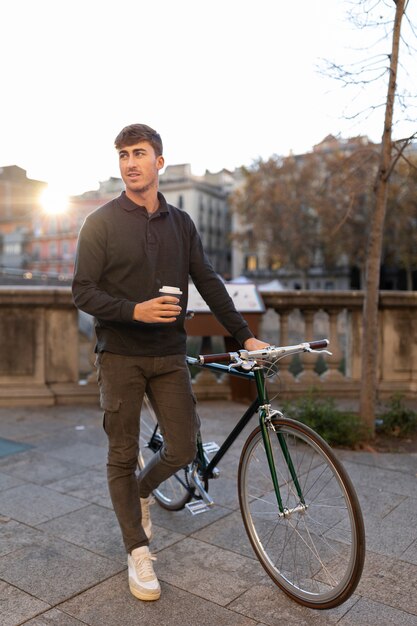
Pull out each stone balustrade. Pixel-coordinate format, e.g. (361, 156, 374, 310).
(0, 287, 416, 406)
(259, 290, 417, 401)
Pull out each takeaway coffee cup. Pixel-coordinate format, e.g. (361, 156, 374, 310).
(159, 285, 182, 299)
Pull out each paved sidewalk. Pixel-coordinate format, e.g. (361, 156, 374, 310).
(0, 400, 416, 626)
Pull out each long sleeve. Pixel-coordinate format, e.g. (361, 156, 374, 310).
(188, 221, 254, 346)
(72, 212, 137, 323)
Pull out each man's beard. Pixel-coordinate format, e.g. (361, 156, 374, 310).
(129, 176, 157, 195)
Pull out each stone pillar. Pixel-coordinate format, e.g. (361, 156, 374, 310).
(0, 286, 97, 406)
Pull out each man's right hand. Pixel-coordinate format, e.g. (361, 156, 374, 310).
(133, 296, 181, 323)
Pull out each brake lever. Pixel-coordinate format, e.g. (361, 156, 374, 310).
(229, 358, 256, 372)
(305, 347, 333, 356)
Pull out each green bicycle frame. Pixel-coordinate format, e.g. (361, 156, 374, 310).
(188, 356, 306, 512)
(254, 367, 305, 513)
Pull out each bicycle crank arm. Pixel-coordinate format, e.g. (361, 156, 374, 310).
(189, 468, 214, 506)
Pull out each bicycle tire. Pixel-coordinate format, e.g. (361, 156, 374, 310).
(238, 416, 365, 609)
(138, 396, 193, 511)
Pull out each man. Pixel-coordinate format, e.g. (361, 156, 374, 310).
(72, 123, 268, 602)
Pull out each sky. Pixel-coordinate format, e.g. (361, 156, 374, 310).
(1, 0, 416, 199)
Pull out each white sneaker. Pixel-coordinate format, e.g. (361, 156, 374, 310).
(140, 495, 154, 541)
(128, 546, 161, 601)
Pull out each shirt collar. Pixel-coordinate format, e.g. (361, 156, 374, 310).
(117, 191, 169, 215)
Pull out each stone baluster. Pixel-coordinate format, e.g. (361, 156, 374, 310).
(298, 309, 321, 384)
(323, 308, 344, 381)
(275, 309, 295, 384)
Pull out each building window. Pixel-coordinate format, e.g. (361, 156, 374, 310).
(4, 243, 21, 255)
(245, 254, 258, 271)
(178, 194, 184, 209)
(62, 241, 70, 258)
(198, 205, 204, 230)
(49, 242, 58, 258)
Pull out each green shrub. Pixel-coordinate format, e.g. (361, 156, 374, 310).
(377, 394, 417, 437)
(283, 392, 366, 448)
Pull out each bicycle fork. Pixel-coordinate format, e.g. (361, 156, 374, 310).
(254, 367, 307, 519)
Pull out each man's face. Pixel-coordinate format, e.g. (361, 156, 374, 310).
(118, 141, 164, 196)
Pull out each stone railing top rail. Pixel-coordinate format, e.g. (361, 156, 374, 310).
(260, 289, 417, 310)
(0, 286, 73, 306)
(1, 286, 417, 310)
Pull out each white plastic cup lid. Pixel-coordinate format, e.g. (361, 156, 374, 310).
(159, 285, 182, 295)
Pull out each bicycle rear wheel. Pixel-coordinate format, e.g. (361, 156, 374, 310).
(238, 417, 365, 609)
(138, 396, 193, 511)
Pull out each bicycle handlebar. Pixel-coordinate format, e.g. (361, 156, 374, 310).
(197, 339, 330, 365)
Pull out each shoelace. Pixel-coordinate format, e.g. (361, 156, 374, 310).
(142, 496, 155, 521)
(133, 552, 157, 581)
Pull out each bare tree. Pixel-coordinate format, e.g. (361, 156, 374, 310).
(322, 0, 413, 435)
(230, 140, 380, 287)
(360, 0, 408, 434)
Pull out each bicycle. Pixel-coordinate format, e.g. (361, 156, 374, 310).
(138, 339, 365, 609)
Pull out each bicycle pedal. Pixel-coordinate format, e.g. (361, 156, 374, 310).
(185, 500, 212, 515)
(203, 441, 220, 455)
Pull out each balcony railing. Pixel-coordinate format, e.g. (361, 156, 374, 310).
(0, 287, 416, 407)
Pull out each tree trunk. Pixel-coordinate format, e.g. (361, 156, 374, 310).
(359, 0, 406, 436)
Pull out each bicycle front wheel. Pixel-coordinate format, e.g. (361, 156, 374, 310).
(238, 417, 365, 609)
(138, 396, 193, 511)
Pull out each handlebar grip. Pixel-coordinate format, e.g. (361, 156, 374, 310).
(309, 339, 329, 350)
(198, 352, 232, 364)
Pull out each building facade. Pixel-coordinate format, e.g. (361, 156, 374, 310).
(159, 164, 233, 277)
(0, 164, 234, 283)
(0, 166, 46, 277)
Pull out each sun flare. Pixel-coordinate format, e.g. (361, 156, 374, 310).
(40, 186, 70, 215)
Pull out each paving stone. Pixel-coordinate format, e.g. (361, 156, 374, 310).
(192, 509, 255, 558)
(354, 484, 406, 519)
(156, 536, 265, 606)
(228, 579, 358, 625)
(338, 597, 417, 625)
(0, 406, 95, 440)
(360, 514, 417, 558)
(22, 608, 88, 626)
(0, 519, 46, 557)
(0, 484, 87, 525)
(342, 461, 417, 499)
(0, 450, 83, 486)
(402, 538, 417, 565)
(60, 571, 259, 626)
(32, 426, 107, 452)
(150, 498, 232, 535)
(383, 495, 417, 528)
(337, 449, 417, 475)
(357, 551, 417, 615)
(0, 470, 23, 491)
(46, 466, 112, 508)
(0, 535, 124, 605)
(0, 436, 33, 458)
(0, 580, 50, 626)
(37, 504, 126, 561)
(44, 441, 107, 467)
(205, 473, 240, 509)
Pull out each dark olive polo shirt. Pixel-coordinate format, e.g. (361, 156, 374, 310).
(72, 191, 253, 356)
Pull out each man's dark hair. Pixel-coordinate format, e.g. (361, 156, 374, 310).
(114, 124, 163, 156)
